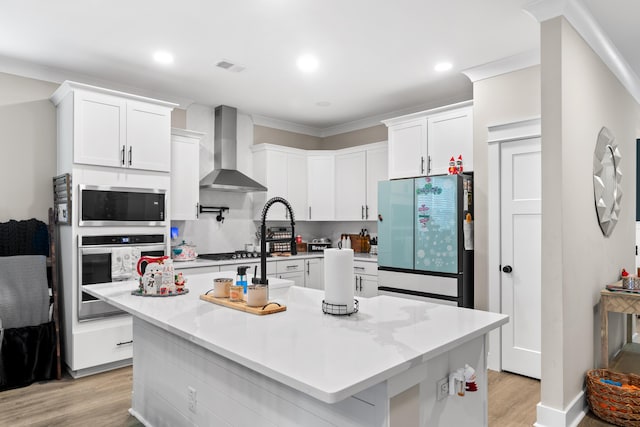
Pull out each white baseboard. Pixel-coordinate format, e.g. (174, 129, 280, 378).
(534, 390, 587, 427)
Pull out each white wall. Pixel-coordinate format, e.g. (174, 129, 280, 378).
(540, 16, 638, 415)
(472, 65, 541, 311)
(0, 72, 58, 223)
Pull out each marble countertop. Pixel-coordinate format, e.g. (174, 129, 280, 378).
(175, 251, 378, 269)
(84, 272, 507, 404)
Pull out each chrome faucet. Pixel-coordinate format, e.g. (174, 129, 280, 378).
(256, 197, 297, 285)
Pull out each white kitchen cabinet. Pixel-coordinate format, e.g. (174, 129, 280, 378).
(365, 144, 387, 220)
(252, 144, 308, 221)
(126, 101, 172, 172)
(335, 142, 387, 221)
(304, 257, 324, 289)
(274, 259, 305, 287)
(170, 128, 204, 221)
(353, 260, 378, 298)
(307, 154, 335, 220)
(427, 106, 473, 175)
(50, 81, 175, 172)
(335, 150, 366, 220)
(385, 117, 427, 179)
(383, 102, 472, 179)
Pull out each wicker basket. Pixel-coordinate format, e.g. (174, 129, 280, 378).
(586, 369, 640, 426)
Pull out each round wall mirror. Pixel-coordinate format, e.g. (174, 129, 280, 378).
(593, 126, 622, 237)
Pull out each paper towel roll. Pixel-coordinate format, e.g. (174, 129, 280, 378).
(324, 248, 355, 312)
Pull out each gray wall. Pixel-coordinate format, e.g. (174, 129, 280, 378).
(472, 65, 541, 311)
(0, 72, 58, 223)
(541, 16, 638, 411)
(254, 125, 322, 150)
(254, 124, 387, 150)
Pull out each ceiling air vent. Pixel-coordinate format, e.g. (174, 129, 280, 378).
(216, 60, 245, 73)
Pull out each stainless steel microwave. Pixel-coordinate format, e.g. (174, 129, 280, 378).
(79, 185, 166, 226)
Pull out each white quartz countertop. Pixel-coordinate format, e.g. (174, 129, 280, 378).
(174, 251, 377, 269)
(84, 272, 507, 404)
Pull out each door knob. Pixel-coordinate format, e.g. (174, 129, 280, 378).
(502, 265, 513, 273)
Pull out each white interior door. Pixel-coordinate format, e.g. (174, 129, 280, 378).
(500, 137, 541, 379)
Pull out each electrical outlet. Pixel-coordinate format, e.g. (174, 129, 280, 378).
(436, 377, 449, 401)
(188, 386, 197, 412)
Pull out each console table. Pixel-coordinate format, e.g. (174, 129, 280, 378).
(600, 285, 640, 368)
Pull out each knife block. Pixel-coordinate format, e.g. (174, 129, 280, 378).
(348, 235, 371, 253)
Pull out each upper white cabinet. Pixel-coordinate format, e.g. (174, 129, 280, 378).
(335, 150, 366, 220)
(382, 102, 472, 179)
(170, 128, 205, 221)
(51, 81, 176, 173)
(307, 153, 335, 220)
(334, 142, 387, 220)
(252, 144, 308, 221)
(385, 118, 427, 179)
(427, 107, 473, 175)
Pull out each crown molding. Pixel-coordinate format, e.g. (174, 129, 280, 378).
(0, 54, 195, 109)
(462, 49, 540, 83)
(524, 0, 640, 104)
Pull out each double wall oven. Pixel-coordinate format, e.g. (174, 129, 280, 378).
(77, 185, 167, 321)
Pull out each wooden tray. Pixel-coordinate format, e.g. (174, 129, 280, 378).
(199, 294, 287, 315)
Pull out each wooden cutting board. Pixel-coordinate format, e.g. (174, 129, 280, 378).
(199, 294, 287, 315)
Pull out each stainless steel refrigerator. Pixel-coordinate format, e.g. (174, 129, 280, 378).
(377, 174, 473, 307)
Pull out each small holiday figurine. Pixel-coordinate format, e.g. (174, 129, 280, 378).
(175, 272, 186, 292)
(456, 155, 464, 173)
(448, 156, 458, 175)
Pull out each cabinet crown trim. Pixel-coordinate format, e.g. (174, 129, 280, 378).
(381, 101, 473, 127)
(50, 80, 178, 108)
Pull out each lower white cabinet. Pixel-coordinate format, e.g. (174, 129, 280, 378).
(354, 260, 378, 298)
(274, 259, 305, 287)
(304, 258, 324, 289)
(71, 317, 133, 372)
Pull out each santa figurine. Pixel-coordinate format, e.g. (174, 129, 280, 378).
(456, 155, 464, 174)
(448, 156, 458, 175)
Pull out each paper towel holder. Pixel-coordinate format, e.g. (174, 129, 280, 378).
(322, 299, 359, 316)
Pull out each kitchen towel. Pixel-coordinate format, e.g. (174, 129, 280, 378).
(111, 247, 135, 281)
(0, 255, 49, 328)
(324, 248, 355, 312)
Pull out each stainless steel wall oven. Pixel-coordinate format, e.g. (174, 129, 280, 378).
(78, 234, 165, 321)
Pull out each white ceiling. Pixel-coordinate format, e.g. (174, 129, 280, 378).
(0, 1, 636, 133)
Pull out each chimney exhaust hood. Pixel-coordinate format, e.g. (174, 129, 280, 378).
(199, 105, 267, 192)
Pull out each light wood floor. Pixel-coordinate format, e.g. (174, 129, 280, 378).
(0, 365, 627, 426)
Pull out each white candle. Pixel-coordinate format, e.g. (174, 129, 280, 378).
(324, 248, 355, 312)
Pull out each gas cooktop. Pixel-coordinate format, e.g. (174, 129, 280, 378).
(198, 251, 270, 261)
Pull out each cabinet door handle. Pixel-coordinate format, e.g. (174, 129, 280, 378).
(355, 277, 358, 292)
(196, 203, 199, 219)
(128, 146, 132, 166)
(306, 260, 310, 275)
(286, 265, 299, 269)
(359, 276, 363, 292)
(421, 156, 425, 174)
(366, 205, 369, 219)
(121, 146, 126, 166)
(116, 340, 133, 346)
(361, 205, 365, 219)
(427, 155, 431, 175)
(354, 266, 365, 270)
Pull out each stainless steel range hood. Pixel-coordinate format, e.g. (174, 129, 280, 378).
(199, 105, 267, 192)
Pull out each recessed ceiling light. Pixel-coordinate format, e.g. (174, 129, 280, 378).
(297, 54, 319, 73)
(316, 101, 331, 107)
(153, 51, 174, 65)
(434, 62, 452, 72)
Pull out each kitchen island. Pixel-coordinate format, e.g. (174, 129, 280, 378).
(85, 272, 507, 426)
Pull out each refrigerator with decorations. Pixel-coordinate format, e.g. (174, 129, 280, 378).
(377, 174, 473, 307)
